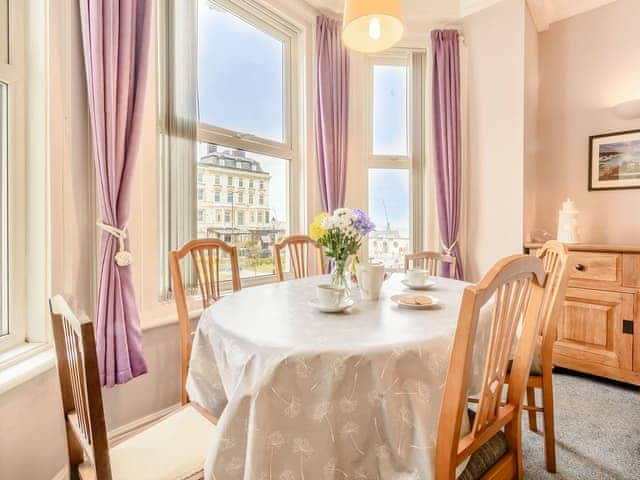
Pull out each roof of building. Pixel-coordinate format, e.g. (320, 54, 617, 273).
(199, 147, 269, 176)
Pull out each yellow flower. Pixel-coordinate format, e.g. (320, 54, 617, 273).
(309, 212, 329, 241)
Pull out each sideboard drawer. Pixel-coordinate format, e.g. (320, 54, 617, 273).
(570, 252, 621, 286)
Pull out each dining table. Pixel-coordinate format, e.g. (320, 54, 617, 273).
(187, 273, 492, 480)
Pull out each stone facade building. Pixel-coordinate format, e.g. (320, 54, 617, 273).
(196, 145, 285, 253)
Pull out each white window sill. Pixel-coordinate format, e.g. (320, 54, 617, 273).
(0, 343, 55, 395)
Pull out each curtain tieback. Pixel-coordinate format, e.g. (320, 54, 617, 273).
(441, 239, 458, 256)
(97, 221, 133, 267)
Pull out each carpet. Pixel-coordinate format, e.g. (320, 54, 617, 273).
(521, 369, 640, 479)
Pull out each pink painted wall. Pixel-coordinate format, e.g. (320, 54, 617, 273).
(526, 0, 640, 244)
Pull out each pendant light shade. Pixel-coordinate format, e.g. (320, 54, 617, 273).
(342, 0, 404, 53)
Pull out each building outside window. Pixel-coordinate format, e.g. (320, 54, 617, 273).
(249, 179, 254, 188)
(215, 175, 221, 185)
(227, 191, 233, 203)
(239, 178, 244, 187)
(197, 188, 204, 201)
(249, 193, 254, 205)
(238, 191, 244, 203)
(197, 209, 204, 222)
(214, 190, 221, 202)
(259, 194, 264, 205)
(227, 176, 233, 186)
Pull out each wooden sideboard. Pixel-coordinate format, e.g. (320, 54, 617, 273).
(525, 243, 640, 386)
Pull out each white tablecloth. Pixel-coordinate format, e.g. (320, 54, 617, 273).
(187, 274, 490, 480)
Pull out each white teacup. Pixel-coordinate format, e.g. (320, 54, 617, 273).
(406, 269, 430, 286)
(316, 284, 345, 308)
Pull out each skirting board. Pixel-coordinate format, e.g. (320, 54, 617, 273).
(51, 403, 182, 480)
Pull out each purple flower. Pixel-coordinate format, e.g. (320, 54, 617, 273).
(352, 208, 375, 236)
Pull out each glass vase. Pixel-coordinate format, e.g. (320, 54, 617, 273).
(330, 258, 348, 290)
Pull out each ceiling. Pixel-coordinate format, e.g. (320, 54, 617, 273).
(306, 0, 619, 32)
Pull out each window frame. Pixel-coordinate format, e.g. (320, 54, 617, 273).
(0, 6, 23, 353)
(364, 49, 426, 265)
(197, 0, 297, 162)
(367, 52, 411, 168)
(193, 0, 301, 289)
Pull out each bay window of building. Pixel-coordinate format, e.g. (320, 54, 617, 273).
(191, 0, 298, 284)
(367, 51, 426, 269)
(160, 0, 302, 293)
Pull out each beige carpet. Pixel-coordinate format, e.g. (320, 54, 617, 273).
(521, 369, 640, 479)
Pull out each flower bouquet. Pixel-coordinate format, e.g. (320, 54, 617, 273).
(310, 208, 375, 288)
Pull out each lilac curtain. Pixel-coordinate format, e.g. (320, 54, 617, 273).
(79, 0, 152, 386)
(431, 30, 463, 280)
(316, 15, 349, 213)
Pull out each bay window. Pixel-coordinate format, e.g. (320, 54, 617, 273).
(367, 51, 426, 269)
(161, 0, 301, 293)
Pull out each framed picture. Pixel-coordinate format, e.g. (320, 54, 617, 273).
(589, 129, 640, 191)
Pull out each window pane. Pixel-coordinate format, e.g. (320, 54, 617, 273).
(368, 168, 409, 269)
(373, 65, 407, 156)
(0, 82, 7, 337)
(198, 0, 285, 143)
(197, 143, 289, 281)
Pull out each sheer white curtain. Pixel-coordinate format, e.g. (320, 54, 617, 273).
(158, 0, 199, 295)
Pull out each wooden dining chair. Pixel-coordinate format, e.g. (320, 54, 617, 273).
(436, 254, 546, 480)
(273, 234, 324, 282)
(506, 240, 572, 473)
(405, 250, 457, 279)
(169, 238, 241, 404)
(50, 295, 217, 480)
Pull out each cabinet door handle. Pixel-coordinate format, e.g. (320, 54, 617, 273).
(575, 263, 585, 271)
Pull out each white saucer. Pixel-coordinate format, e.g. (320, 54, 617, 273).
(391, 294, 440, 310)
(309, 297, 355, 313)
(401, 279, 436, 290)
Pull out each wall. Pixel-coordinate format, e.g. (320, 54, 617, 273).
(527, 0, 640, 243)
(523, 6, 539, 241)
(463, 0, 527, 281)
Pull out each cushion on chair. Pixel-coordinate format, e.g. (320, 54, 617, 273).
(458, 410, 509, 480)
(108, 404, 216, 480)
(507, 354, 543, 376)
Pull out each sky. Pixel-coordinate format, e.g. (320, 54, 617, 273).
(198, 0, 409, 231)
(368, 169, 409, 236)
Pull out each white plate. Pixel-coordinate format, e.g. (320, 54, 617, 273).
(390, 294, 440, 310)
(401, 279, 436, 290)
(308, 297, 355, 313)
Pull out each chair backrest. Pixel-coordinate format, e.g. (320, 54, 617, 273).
(404, 250, 457, 279)
(436, 255, 546, 480)
(169, 238, 241, 403)
(536, 240, 572, 357)
(273, 234, 324, 282)
(50, 295, 112, 479)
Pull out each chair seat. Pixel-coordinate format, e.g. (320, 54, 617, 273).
(458, 410, 509, 480)
(507, 354, 543, 376)
(81, 405, 216, 480)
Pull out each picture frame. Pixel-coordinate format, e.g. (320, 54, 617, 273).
(589, 129, 640, 191)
